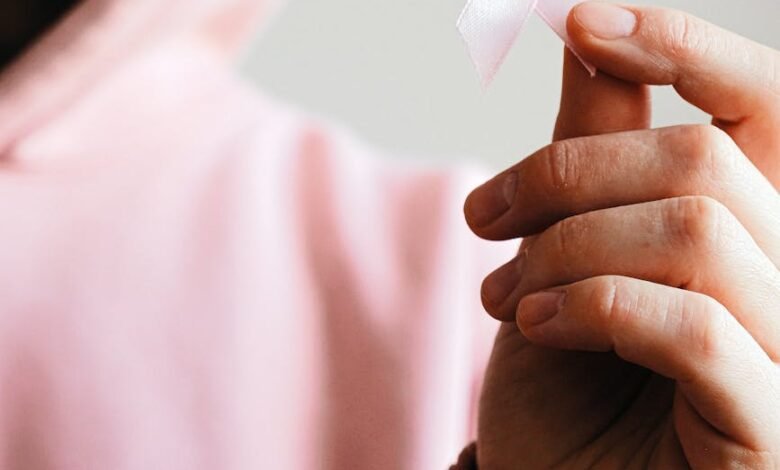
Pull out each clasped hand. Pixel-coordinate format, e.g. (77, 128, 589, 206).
(465, 3, 780, 468)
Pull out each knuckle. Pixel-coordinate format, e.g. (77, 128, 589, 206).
(589, 276, 624, 325)
(664, 196, 734, 252)
(587, 277, 641, 360)
(549, 214, 587, 259)
(672, 125, 735, 178)
(543, 140, 582, 192)
(683, 295, 731, 361)
(662, 10, 710, 63)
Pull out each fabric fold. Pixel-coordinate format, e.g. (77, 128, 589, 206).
(457, 0, 595, 87)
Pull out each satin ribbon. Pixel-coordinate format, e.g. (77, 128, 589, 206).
(457, 0, 595, 87)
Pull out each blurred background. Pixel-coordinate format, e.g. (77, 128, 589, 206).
(243, 0, 780, 169)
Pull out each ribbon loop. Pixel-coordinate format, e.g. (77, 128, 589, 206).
(457, 0, 595, 87)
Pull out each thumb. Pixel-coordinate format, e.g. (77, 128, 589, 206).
(567, 2, 780, 177)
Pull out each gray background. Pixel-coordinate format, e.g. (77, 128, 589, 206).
(242, 0, 780, 169)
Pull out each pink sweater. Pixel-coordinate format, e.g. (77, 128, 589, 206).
(0, 1, 512, 468)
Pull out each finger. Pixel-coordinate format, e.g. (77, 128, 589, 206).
(516, 276, 780, 448)
(480, 236, 537, 323)
(567, 2, 780, 175)
(511, 51, 650, 321)
(482, 196, 780, 360)
(674, 390, 778, 469)
(503, 42, 650, 294)
(473, 51, 650, 243)
(567, 2, 780, 124)
(463, 126, 780, 263)
(554, 48, 651, 141)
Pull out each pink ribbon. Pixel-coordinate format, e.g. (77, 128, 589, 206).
(457, 0, 596, 87)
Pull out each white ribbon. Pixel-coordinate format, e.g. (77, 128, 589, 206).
(457, 0, 595, 86)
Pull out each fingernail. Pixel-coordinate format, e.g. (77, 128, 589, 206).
(481, 255, 525, 314)
(465, 172, 518, 229)
(517, 291, 565, 327)
(574, 2, 637, 40)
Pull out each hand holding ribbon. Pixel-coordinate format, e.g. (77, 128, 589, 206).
(466, 3, 780, 468)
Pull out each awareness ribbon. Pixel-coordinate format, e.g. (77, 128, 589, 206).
(457, 0, 596, 87)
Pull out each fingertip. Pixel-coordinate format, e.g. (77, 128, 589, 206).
(565, 2, 646, 79)
(480, 258, 524, 321)
(516, 291, 565, 336)
(566, 2, 599, 53)
(566, 3, 589, 46)
(463, 171, 518, 237)
(479, 276, 501, 319)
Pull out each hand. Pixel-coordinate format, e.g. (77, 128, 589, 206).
(465, 4, 780, 469)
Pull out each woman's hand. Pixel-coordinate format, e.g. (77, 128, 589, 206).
(465, 3, 780, 468)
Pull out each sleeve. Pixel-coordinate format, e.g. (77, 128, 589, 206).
(286, 116, 516, 469)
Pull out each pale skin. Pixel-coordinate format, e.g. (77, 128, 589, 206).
(465, 2, 780, 469)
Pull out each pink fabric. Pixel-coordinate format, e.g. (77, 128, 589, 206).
(0, 1, 512, 468)
(457, 0, 594, 86)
